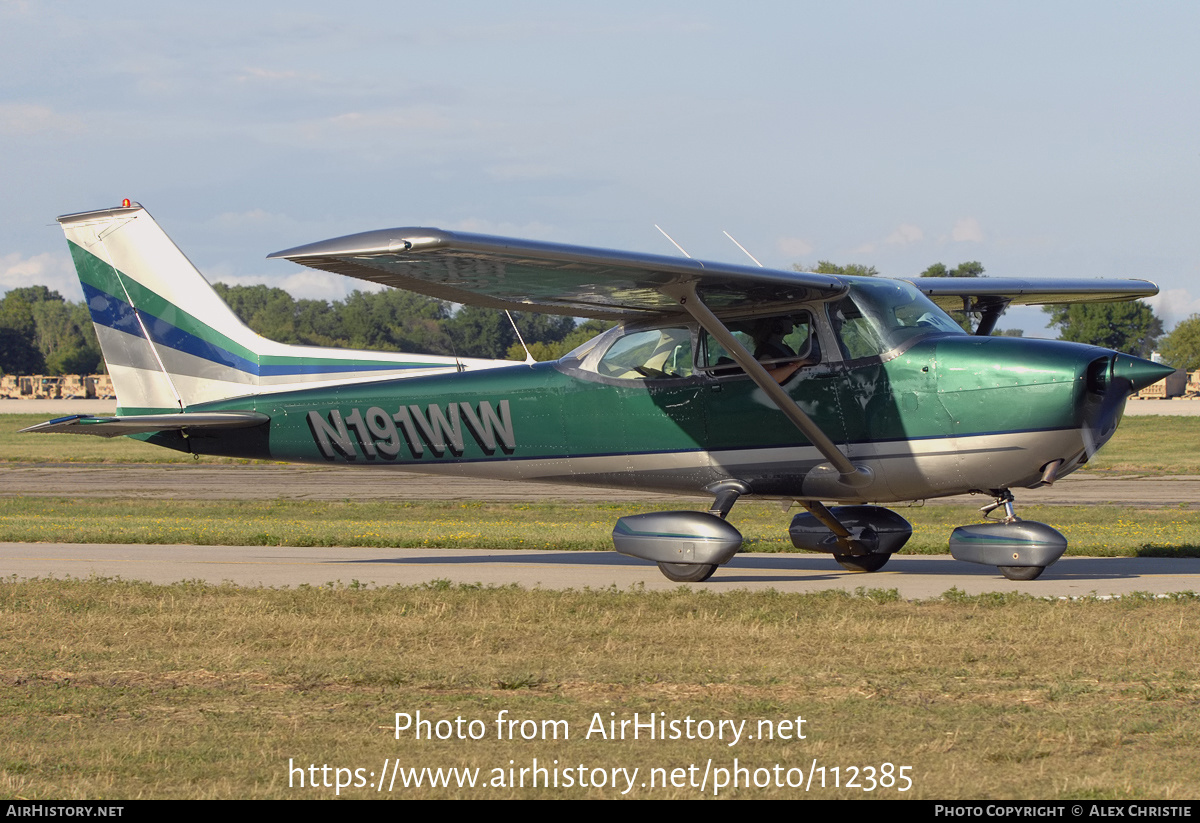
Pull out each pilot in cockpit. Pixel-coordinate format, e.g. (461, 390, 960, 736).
(750, 315, 814, 383)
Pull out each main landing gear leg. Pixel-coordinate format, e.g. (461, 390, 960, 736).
(948, 490, 1067, 581)
(796, 501, 898, 573)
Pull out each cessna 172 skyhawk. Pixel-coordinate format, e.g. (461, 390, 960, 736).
(26, 202, 1174, 582)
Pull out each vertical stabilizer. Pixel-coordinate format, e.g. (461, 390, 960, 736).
(60, 202, 508, 413)
(62, 202, 258, 411)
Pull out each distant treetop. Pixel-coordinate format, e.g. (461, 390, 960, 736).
(791, 261, 879, 277)
(920, 261, 984, 278)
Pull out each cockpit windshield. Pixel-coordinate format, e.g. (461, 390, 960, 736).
(829, 278, 964, 360)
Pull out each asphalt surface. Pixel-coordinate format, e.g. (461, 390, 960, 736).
(2, 542, 1197, 598)
(1, 464, 1197, 597)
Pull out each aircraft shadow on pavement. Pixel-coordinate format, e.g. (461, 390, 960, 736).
(325, 552, 1197, 582)
(341, 552, 644, 567)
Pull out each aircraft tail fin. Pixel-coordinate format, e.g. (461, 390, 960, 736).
(60, 202, 505, 413)
(61, 202, 268, 412)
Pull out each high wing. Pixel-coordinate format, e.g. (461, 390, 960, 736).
(909, 276, 1159, 313)
(269, 229, 846, 320)
(907, 276, 1159, 335)
(270, 227, 1159, 321)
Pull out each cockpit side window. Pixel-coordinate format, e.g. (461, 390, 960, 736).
(699, 312, 818, 374)
(829, 279, 966, 361)
(594, 327, 694, 380)
(828, 296, 889, 360)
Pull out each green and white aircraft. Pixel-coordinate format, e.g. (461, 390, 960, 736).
(27, 201, 1174, 582)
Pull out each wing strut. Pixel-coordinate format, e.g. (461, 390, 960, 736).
(971, 297, 1011, 336)
(660, 282, 870, 489)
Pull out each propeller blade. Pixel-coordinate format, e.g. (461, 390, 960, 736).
(1082, 354, 1175, 458)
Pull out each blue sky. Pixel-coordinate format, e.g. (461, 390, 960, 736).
(2, 1, 1197, 335)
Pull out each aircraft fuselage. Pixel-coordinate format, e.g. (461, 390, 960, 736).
(163, 333, 1117, 505)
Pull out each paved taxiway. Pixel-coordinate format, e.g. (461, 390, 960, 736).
(2, 542, 1197, 598)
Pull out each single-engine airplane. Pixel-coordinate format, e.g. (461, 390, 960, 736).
(26, 202, 1174, 582)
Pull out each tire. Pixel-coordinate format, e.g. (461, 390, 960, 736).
(833, 553, 891, 573)
(998, 565, 1045, 581)
(657, 562, 718, 582)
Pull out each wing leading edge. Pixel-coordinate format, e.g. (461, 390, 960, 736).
(910, 277, 1159, 314)
(270, 227, 1159, 321)
(269, 229, 847, 320)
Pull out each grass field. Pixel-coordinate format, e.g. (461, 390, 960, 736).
(2, 579, 1198, 800)
(0, 414, 240, 463)
(1, 497, 1198, 557)
(2, 415, 1199, 800)
(1084, 416, 1200, 475)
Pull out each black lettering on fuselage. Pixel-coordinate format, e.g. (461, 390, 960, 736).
(307, 400, 514, 460)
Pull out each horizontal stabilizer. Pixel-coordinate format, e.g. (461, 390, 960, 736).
(20, 411, 270, 438)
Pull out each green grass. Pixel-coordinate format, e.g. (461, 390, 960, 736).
(1, 497, 1198, 557)
(2, 416, 1199, 799)
(0, 412, 238, 465)
(1083, 416, 1200, 475)
(0, 414, 254, 463)
(1, 579, 1198, 799)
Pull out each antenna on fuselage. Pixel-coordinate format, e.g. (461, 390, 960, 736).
(654, 224, 692, 258)
(722, 230, 764, 267)
(506, 310, 536, 365)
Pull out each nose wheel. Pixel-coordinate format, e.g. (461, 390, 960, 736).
(949, 490, 1066, 581)
(997, 565, 1045, 581)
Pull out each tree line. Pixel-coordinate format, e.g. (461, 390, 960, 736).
(209, 284, 607, 362)
(1, 269, 1195, 374)
(0, 286, 103, 376)
(0, 283, 612, 375)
